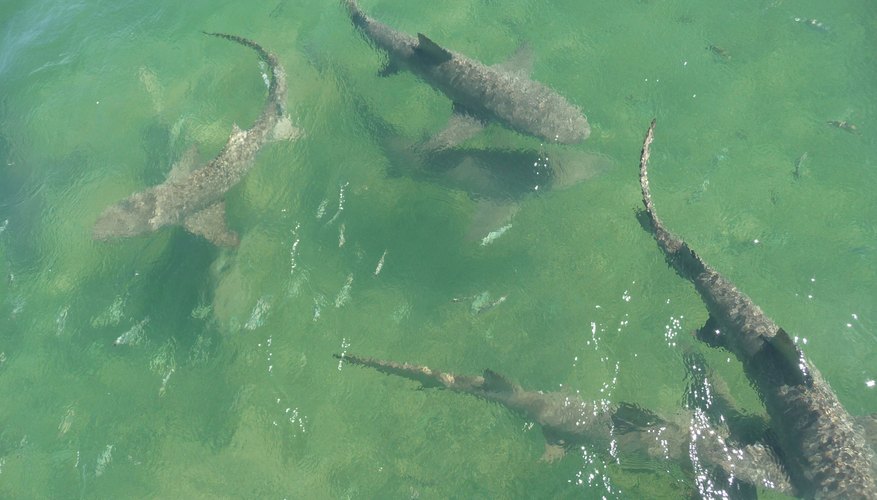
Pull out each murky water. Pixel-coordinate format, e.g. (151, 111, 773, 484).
(1, 0, 875, 497)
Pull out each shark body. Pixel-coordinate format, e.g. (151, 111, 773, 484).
(638, 120, 876, 498)
(335, 352, 795, 495)
(344, 0, 589, 147)
(93, 33, 294, 246)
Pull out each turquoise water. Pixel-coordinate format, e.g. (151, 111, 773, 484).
(1, 0, 875, 497)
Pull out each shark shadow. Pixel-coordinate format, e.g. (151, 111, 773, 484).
(344, 90, 611, 241)
(638, 119, 876, 498)
(344, 0, 590, 149)
(93, 32, 298, 246)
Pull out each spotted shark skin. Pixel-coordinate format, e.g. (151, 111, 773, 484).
(93, 33, 293, 246)
(638, 119, 876, 498)
(343, 0, 590, 145)
(335, 352, 795, 495)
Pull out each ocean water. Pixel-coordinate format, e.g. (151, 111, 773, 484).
(0, 0, 875, 498)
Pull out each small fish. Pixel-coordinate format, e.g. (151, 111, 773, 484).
(244, 297, 271, 330)
(113, 317, 149, 346)
(56, 305, 70, 336)
(827, 120, 858, 134)
(468, 291, 508, 315)
(58, 405, 75, 437)
(158, 368, 175, 397)
(477, 294, 507, 314)
(793, 152, 808, 179)
(289, 222, 301, 275)
(335, 274, 354, 308)
(94, 444, 114, 477)
(315, 199, 328, 219)
(327, 182, 349, 225)
(707, 44, 730, 61)
(794, 17, 829, 32)
(374, 250, 387, 276)
(481, 224, 512, 246)
(312, 299, 322, 322)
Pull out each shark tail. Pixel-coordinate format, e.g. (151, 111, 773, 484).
(638, 120, 710, 279)
(343, 0, 366, 26)
(639, 119, 680, 254)
(202, 32, 283, 100)
(335, 353, 492, 393)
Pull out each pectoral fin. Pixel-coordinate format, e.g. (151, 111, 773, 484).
(539, 442, 567, 463)
(422, 110, 485, 151)
(271, 115, 302, 141)
(167, 145, 200, 182)
(183, 202, 239, 247)
(695, 315, 725, 348)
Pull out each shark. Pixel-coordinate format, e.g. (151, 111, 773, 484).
(93, 32, 297, 246)
(638, 119, 877, 498)
(335, 352, 797, 495)
(344, 0, 590, 148)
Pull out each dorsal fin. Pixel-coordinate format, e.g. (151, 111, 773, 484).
(415, 33, 453, 65)
(167, 145, 200, 182)
(482, 369, 516, 393)
(767, 328, 811, 386)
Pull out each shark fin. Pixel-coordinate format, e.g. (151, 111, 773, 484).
(493, 43, 534, 77)
(539, 442, 567, 463)
(415, 33, 453, 65)
(421, 110, 485, 151)
(766, 328, 811, 386)
(695, 315, 726, 348)
(271, 115, 302, 141)
(482, 369, 517, 393)
(183, 201, 240, 247)
(611, 402, 665, 434)
(167, 145, 200, 182)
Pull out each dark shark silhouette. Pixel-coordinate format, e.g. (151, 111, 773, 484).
(340, 88, 609, 240)
(344, 0, 589, 147)
(335, 352, 796, 495)
(638, 119, 876, 498)
(93, 33, 296, 246)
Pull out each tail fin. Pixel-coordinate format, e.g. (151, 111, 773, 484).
(201, 32, 282, 100)
(638, 120, 709, 279)
(335, 353, 488, 392)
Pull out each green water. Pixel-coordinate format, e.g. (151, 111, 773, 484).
(1, 0, 875, 498)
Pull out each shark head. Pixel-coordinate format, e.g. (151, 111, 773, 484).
(92, 190, 158, 240)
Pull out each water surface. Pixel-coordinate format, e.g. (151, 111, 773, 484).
(1, 0, 875, 497)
